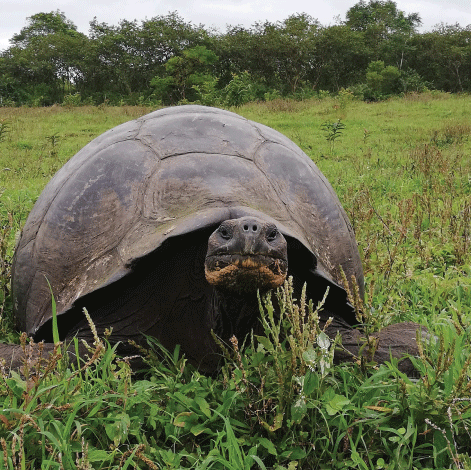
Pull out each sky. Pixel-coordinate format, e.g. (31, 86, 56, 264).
(1, 0, 471, 51)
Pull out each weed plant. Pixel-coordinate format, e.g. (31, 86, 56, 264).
(0, 121, 10, 143)
(0, 280, 469, 469)
(321, 119, 346, 155)
(0, 94, 470, 468)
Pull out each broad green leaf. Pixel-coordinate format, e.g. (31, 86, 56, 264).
(317, 331, 330, 350)
(173, 411, 193, 427)
(281, 447, 307, 460)
(291, 396, 307, 423)
(302, 347, 317, 368)
(259, 437, 278, 456)
(87, 449, 111, 463)
(260, 413, 284, 433)
(325, 394, 350, 416)
(105, 412, 130, 446)
(255, 335, 275, 352)
(6, 374, 26, 399)
(190, 423, 211, 436)
(194, 396, 211, 418)
(303, 369, 318, 396)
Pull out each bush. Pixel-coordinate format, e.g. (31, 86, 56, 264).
(62, 93, 82, 107)
(400, 69, 430, 93)
(223, 72, 267, 107)
(364, 61, 402, 101)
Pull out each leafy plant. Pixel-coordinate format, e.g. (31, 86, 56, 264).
(0, 120, 10, 143)
(151, 45, 219, 105)
(223, 72, 266, 107)
(321, 119, 346, 154)
(1, 95, 471, 468)
(0, 211, 12, 323)
(62, 93, 82, 107)
(365, 61, 402, 100)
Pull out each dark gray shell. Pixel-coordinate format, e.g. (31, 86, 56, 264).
(12, 105, 363, 342)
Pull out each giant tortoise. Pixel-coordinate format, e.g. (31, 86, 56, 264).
(7, 105, 422, 373)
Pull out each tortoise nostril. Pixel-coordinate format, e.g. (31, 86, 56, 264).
(243, 223, 258, 232)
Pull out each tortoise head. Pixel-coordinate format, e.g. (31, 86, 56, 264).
(205, 216, 288, 293)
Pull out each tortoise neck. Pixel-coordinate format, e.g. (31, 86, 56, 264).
(210, 288, 261, 342)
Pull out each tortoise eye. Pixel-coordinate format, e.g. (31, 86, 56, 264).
(218, 225, 232, 240)
(266, 228, 278, 241)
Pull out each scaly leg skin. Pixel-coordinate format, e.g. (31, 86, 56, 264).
(327, 321, 427, 377)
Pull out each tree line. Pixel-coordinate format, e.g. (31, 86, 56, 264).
(1, 0, 471, 107)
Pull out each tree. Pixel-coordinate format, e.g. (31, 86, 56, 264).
(346, 0, 421, 36)
(345, 0, 421, 66)
(315, 26, 369, 91)
(365, 60, 401, 99)
(212, 14, 321, 95)
(255, 14, 321, 93)
(210, 26, 257, 88)
(10, 11, 79, 48)
(82, 13, 208, 102)
(409, 25, 471, 92)
(151, 45, 218, 104)
(1, 11, 88, 104)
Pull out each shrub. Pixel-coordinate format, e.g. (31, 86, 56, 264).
(62, 93, 82, 107)
(364, 61, 402, 100)
(223, 72, 267, 107)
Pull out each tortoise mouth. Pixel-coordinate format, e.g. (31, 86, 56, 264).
(205, 253, 288, 293)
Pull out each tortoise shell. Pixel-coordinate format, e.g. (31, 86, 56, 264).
(12, 105, 364, 371)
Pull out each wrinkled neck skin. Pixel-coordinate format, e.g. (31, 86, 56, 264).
(209, 287, 264, 342)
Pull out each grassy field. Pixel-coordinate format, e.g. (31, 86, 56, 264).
(0, 94, 470, 469)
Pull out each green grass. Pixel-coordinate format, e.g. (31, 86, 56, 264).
(0, 93, 470, 469)
(241, 93, 471, 327)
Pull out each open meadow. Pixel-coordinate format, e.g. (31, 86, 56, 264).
(0, 93, 470, 469)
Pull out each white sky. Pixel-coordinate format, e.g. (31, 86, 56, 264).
(1, 0, 471, 51)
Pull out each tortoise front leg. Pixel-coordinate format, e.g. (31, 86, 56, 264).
(327, 321, 427, 377)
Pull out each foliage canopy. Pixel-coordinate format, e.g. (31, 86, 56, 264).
(0, 1, 470, 106)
